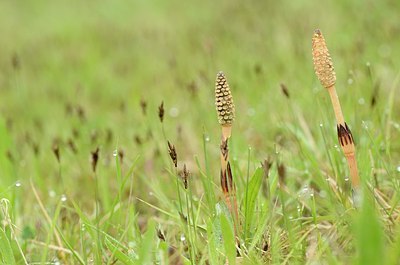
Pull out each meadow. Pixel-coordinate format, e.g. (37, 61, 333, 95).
(0, 0, 399, 264)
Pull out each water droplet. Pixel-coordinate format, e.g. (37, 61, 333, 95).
(15, 181, 21, 187)
(319, 123, 323, 128)
(366, 62, 371, 67)
(169, 107, 179, 118)
(49, 190, 56, 198)
(180, 234, 186, 242)
(344, 177, 349, 182)
(347, 78, 353, 85)
(81, 224, 86, 231)
(148, 192, 154, 196)
(61, 194, 67, 202)
(358, 98, 365, 105)
(113, 150, 118, 157)
(204, 135, 210, 142)
(396, 166, 400, 172)
(289, 215, 293, 220)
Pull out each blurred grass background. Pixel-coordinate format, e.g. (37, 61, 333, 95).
(0, 0, 399, 264)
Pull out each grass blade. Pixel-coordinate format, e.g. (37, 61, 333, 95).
(355, 190, 384, 265)
(0, 227, 15, 265)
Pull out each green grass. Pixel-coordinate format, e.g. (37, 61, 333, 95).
(0, 0, 399, 264)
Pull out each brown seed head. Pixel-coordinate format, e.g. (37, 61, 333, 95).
(91, 147, 99, 173)
(67, 138, 77, 154)
(280, 83, 290, 99)
(158, 101, 165, 123)
(140, 98, 147, 115)
(261, 158, 273, 178)
(312, 29, 336, 88)
(52, 141, 60, 163)
(167, 141, 177, 168)
(277, 163, 286, 186)
(215, 71, 235, 125)
(180, 164, 190, 189)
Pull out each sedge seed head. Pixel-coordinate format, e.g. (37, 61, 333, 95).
(312, 29, 336, 88)
(215, 71, 235, 125)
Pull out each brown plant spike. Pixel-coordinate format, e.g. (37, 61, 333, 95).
(312, 29, 360, 191)
(215, 71, 235, 140)
(312, 29, 336, 89)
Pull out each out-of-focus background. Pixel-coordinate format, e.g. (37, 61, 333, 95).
(0, 0, 399, 264)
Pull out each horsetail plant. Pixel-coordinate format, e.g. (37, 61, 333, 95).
(215, 71, 239, 238)
(312, 29, 360, 202)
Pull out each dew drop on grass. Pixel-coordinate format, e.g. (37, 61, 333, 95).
(347, 78, 353, 85)
(169, 107, 179, 117)
(362, 120, 368, 129)
(49, 190, 56, 198)
(204, 135, 210, 142)
(180, 234, 186, 242)
(81, 224, 85, 231)
(358, 98, 365, 105)
(15, 181, 21, 187)
(61, 194, 67, 202)
(113, 150, 118, 157)
(149, 191, 154, 196)
(344, 177, 349, 182)
(396, 166, 400, 172)
(319, 123, 323, 128)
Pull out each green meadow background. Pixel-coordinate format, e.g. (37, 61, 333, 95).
(0, 0, 399, 264)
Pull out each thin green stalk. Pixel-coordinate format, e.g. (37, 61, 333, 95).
(41, 199, 63, 263)
(244, 146, 251, 243)
(175, 169, 183, 217)
(185, 192, 195, 265)
(94, 171, 102, 263)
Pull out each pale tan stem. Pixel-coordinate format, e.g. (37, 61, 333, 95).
(327, 86, 345, 125)
(346, 154, 360, 188)
(222, 125, 232, 141)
